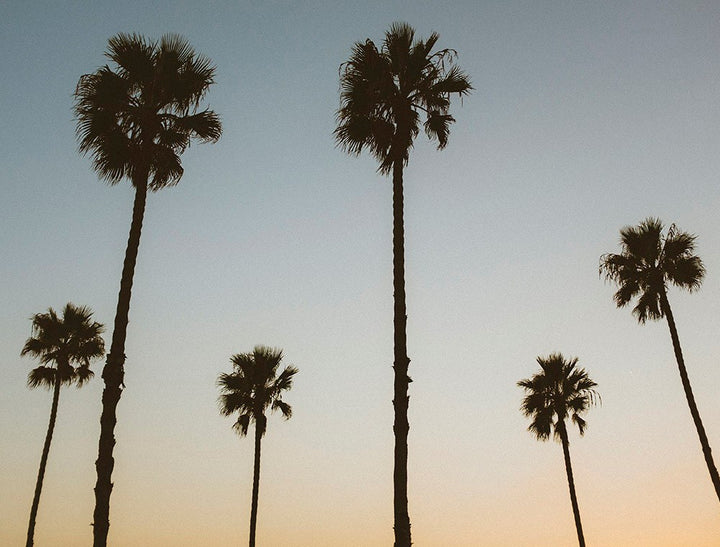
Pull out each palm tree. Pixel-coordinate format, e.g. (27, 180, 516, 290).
(334, 22, 471, 546)
(518, 354, 598, 547)
(217, 346, 298, 547)
(21, 303, 105, 547)
(600, 217, 720, 502)
(74, 33, 221, 545)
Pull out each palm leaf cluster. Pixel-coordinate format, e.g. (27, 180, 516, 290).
(600, 217, 705, 323)
(335, 22, 472, 173)
(22, 303, 105, 389)
(518, 354, 599, 442)
(74, 33, 221, 190)
(218, 346, 298, 437)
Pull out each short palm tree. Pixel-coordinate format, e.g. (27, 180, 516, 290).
(335, 22, 471, 546)
(74, 33, 221, 545)
(21, 303, 105, 547)
(518, 354, 598, 547)
(217, 346, 298, 547)
(600, 217, 720, 502)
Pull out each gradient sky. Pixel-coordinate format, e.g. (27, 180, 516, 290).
(2, 1, 720, 545)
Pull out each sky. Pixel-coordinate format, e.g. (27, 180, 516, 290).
(2, 1, 720, 545)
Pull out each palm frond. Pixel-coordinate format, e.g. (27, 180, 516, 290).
(233, 412, 252, 437)
(621, 218, 663, 264)
(663, 226, 705, 290)
(174, 110, 222, 143)
(633, 288, 663, 323)
(384, 22, 415, 71)
(527, 411, 553, 441)
(74, 365, 95, 388)
(431, 65, 473, 96)
(273, 365, 298, 391)
(21, 337, 58, 364)
(424, 112, 454, 148)
(106, 33, 155, 84)
(613, 279, 641, 309)
(27, 366, 57, 390)
(668, 255, 705, 291)
(148, 144, 183, 190)
(664, 226, 697, 260)
(271, 399, 292, 419)
(572, 414, 587, 435)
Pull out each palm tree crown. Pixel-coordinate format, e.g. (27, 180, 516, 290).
(218, 346, 298, 436)
(22, 303, 105, 388)
(599, 217, 705, 323)
(518, 354, 599, 441)
(335, 22, 472, 173)
(75, 33, 222, 190)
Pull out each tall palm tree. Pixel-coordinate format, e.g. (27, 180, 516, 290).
(21, 303, 105, 547)
(518, 354, 598, 547)
(74, 33, 221, 545)
(217, 346, 298, 547)
(334, 22, 471, 546)
(600, 217, 720, 502)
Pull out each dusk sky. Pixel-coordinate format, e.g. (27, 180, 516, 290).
(2, 1, 720, 545)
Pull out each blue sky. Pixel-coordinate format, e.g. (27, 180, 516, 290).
(2, 1, 720, 545)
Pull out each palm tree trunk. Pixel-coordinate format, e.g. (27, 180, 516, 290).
(660, 290, 720, 502)
(249, 421, 263, 547)
(391, 158, 412, 547)
(26, 377, 61, 547)
(93, 179, 148, 546)
(558, 421, 585, 547)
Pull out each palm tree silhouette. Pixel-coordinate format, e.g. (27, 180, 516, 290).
(334, 22, 471, 546)
(21, 303, 105, 547)
(600, 217, 720, 502)
(518, 353, 598, 547)
(74, 33, 222, 545)
(217, 346, 298, 547)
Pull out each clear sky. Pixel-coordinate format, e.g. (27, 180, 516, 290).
(2, 1, 720, 545)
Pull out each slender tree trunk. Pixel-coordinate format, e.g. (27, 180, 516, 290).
(249, 420, 263, 547)
(93, 180, 148, 546)
(558, 422, 585, 547)
(660, 290, 720, 502)
(391, 158, 412, 547)
(26, 377, 61, 547)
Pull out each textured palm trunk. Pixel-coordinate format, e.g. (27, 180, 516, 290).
(391, 158, 411, 547)
(249, 421, 263, 547)
(93, 179, 148, 546)
(558, 421, 585, 547)
(26, 376, 62, 547)
(660, 290, 720, 502)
